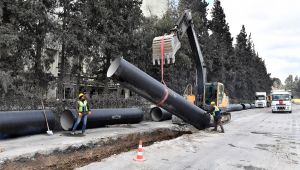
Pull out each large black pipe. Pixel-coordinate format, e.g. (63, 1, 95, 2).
(107, 58, 210, 129)
(0, 110, 55, 139)
(150, 107, 172, 122)
(226, 104, 244, 112)
(152, 102, 253, 122)
(241, 103, 251, 110)
(60, 108, 144, 131)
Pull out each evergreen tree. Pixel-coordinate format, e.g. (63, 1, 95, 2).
(86, 0, 143, 92)
(284, 74, 300, 97)
(208, 0, 237, 99)
(0, 0, 57, 97)
(272, 77, 283, 89)
(295, 79, 300, 97)
(57, 0, 92, 95)
(0, 1, 20, 73)
(233, 25, 248, 100)
(0, 0, 275, 105)
(295, 76, 299, 83)
(171, 0, 211, 94)
(234, 25, 272, 101)
(285, 75, 293, 90)
(19, 0, 56, 84)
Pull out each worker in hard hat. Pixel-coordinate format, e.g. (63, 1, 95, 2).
(210, 101, 224, 133)
(71, 93, 92, 135)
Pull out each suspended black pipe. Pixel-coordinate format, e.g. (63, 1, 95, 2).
(60, 108, 144, 131)
(150, 107, 172, 122)
(107, 58, 210, 130)
(0, 110, 55, 139)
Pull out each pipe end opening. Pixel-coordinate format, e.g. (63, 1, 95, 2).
(60, 110, 75, 131)
(107, 58, 122, 78)
(150, 107, 163, 122)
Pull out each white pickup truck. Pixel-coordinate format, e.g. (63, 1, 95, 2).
(271, 90, 292, 113)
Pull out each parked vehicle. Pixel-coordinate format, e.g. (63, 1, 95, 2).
(255, 92, 267, 108)
(271, 90, 292, 113)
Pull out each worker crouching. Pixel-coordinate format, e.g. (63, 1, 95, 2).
(71, 93, 92, 135)
(210, 101, 224, 133)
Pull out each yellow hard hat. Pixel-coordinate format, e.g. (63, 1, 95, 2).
(210, 101, 216, 105)
(79, 93, 84, 98)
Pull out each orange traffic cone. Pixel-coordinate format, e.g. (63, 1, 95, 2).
(134, 140, 145, 161)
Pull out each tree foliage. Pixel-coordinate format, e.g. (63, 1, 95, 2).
(0, 0, 274, 106)
(284, 75, 300, 97)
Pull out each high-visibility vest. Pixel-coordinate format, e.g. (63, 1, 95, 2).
(212, 106, 220, 116)
(78, 100, 89, 112)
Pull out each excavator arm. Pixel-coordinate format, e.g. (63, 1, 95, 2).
(152, 10, 207, 106)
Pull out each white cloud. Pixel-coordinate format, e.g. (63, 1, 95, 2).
(212, 0, 300, 82)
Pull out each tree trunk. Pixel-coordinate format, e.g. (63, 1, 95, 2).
(76, 55, 83, 95)
(35, 37, 44, 87)
(58, 4, 67, 100)
(102, 54, 111, 94)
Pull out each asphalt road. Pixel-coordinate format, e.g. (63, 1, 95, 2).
(79, 105, 300, 170)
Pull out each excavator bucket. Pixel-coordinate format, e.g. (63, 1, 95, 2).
(152, 34, 181, 65)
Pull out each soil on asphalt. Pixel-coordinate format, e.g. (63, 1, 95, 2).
(0, 127, 191, 170)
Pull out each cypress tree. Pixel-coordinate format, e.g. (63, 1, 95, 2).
(234, 25, 249, 101)
(209, 0, 234, 95)
(234, 25, 272, 101)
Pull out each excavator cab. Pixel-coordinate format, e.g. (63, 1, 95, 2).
(203, 82, 229, 109)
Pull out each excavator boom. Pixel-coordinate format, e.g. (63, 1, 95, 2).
(152, 10, 207, 105)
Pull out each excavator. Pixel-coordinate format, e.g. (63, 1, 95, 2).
(152, 9, 229, 112)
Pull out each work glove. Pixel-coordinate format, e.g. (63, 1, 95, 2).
(78, 112, 83, 117)
(88, 111, 92, 115)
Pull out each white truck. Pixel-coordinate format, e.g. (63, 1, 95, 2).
(255, 92, 267, 108)
(271, 90, 292, 113)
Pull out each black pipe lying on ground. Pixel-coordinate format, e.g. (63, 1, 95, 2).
(0, 110, 55, 139)
(241, 103, 251, 110)
(150, 107, 172, 122)
(60, 108, 144, 131)
(153, 103, 253, 122)
(226, 104, 244, 112)
(107, 58, 211, 130)
(250, 104, 256, 109)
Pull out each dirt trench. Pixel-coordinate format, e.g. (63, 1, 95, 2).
(1, 128, 191, 170)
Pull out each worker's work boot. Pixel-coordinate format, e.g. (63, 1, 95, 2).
(213, 124, 218, 131)
(220, 125, 225, 133)
(70, 131, 75, 135)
